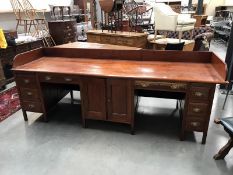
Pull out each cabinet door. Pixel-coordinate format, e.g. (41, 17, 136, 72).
(81, 77, 106, 120)
(107, 79, 133, 124)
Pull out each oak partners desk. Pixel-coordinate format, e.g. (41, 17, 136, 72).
(12, 48, 226, 144)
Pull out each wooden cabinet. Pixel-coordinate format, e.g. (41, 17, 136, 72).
(0, 40, 43, 88)
(48, 20, 77, 45)
(81, 77, 133, 125)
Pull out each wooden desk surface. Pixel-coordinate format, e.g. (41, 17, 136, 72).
(55, 42, 142, 50)
(15, 56, 224, 84)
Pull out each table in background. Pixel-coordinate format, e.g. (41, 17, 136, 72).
(87, 30, 148, 48)
(149, 38, 195, 51)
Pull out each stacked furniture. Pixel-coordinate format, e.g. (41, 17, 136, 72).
(48, 20, 77, 45)
(0, 39, 43, 89)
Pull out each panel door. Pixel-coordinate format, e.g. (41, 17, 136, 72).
(81, 77, 106, 120)
(107, 79, 133, 124)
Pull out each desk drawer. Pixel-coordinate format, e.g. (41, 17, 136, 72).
(185, 118, 205, 132)
(21, 101, 43, 112)
(190, 86, 211, 101)
(15, 75, 37, 88)
(20, 88, 40, 100)
(39, 73, 80, 84)
(187, 103, 208, 117)
(135, 81, 187, 92)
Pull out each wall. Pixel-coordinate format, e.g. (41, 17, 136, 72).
(192, 0, 225, 16)
(225, 0, 233, 5)
(0, 0, 73, 32)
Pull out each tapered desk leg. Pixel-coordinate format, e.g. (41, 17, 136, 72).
(43, 113, 48, 122)
(70, 91, 74, 104)
(22, 109, 28, 121)
(131, 124, 135, 135)
(202, 132, 207, 144)
(180, 130, 185, 141)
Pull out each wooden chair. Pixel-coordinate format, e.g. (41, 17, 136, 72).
(214, 118, 233, 160)
(20, 0, 56, 47)
(10, 0, 37, 35)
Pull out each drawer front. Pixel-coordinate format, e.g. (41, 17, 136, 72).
(187, 103, 208, 117)
(21, 101, 43, 112)
(16, 44, 30, 54)
(20, 88, 40, 100)
(87, 34, 101, 42)
(185, 118, 205, 132)
(39, 73, 80, 84)
(135, 81, 187, 92)
(190, 86, 211, 101)
(15, 75, 37, 88)
(64, 22, 76, 30)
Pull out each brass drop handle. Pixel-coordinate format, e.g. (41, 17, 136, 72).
(195, 92, 203, 97)
(68, 33, 71, 36)
(28, 104, 35, 108)
(67, 25, 70, 29)
(45, 76, 51, 81)
(27, 92, 32, 96)
(171, 84, 178, 89)
(65, 78, 72, 82)
(24, 79, 29, 83)
(193, 108, 201, 113)
(190, 122, 199, 127)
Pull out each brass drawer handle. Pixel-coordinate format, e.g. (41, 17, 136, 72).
(27, 92, 32, 96)
(170, 84, 178, 89)
(67, 25, 70, 29)
(24, 79, 30, 83)
(64, 78, 72, 82)
(68, 33, 71, 36)
(190, 122, 200, 127)
(195, 92, 203, 97)
(45, 76, 51, 81)
(193, 108, 201, 113)
(28, 104, 35, 109)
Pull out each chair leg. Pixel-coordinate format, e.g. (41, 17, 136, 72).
(214, 137, 233, 160)
(178, 31, 182, 42)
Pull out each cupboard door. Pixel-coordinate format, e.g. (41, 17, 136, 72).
(107, 79, 133, 124)
(82, 77, 106, 120)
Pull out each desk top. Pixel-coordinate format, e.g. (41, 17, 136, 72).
(13, 55, 225, 84)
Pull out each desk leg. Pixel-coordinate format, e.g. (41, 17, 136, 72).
(180, 129, 185, 141)
(22, 109, 28, 121)
(131, 123, 135, 135)
(43, 113, 48, 122)
(202, 132, 207, 144)
(70, 91, 74, 104)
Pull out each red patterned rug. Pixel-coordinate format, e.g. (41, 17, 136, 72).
(0, 86, 21, 122)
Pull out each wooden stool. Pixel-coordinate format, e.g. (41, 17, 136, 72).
(213, 118, 233, 160)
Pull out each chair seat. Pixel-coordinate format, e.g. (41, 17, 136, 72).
(221, 117, 233, 134)
(177, 18, 196, 25)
